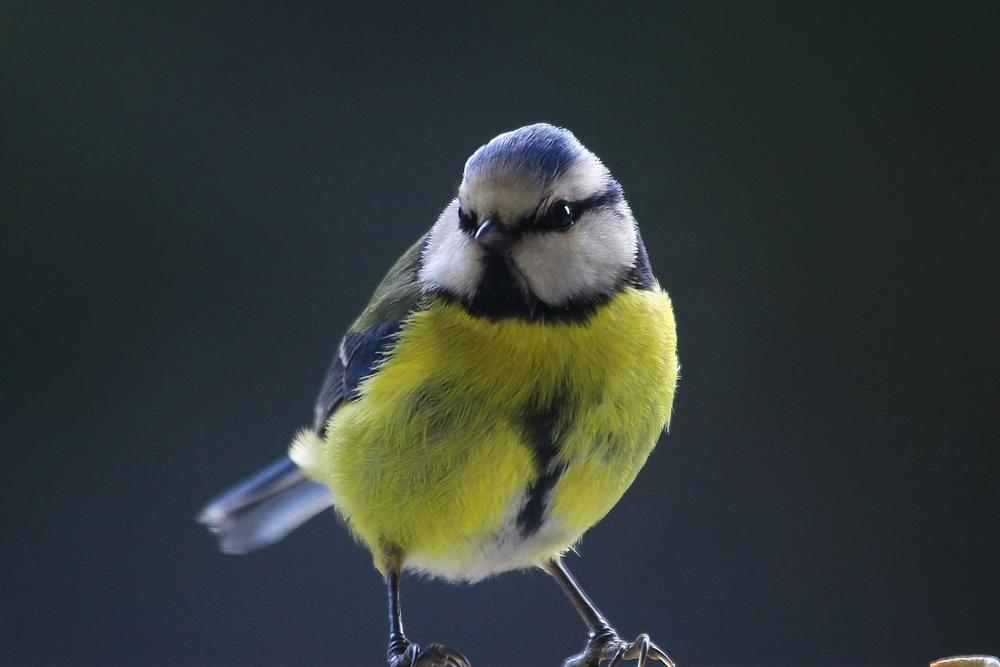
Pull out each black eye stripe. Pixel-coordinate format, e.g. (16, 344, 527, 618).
(575, 186, 622, 214)
(458, 207, 479, 234)
(458, 182, 623, 236)
(523, 187, 622, 233)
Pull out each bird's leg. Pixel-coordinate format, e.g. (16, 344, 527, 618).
(543, 556, 675, 667)
(385, 568, 472, 667)
(386, 568, 412, 666)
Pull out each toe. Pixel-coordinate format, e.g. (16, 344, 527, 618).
(417, 643, 472, 667)
(388, 643, 419, 667)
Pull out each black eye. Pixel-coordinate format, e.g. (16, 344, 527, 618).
(541, 200, 575, 231)
(458, 207, 478, 234)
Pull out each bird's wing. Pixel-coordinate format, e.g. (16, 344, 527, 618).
(312, 236, 430, 434)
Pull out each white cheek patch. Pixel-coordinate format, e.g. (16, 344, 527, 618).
(418, 200, 482, 300)
(512, 206, 637, 306)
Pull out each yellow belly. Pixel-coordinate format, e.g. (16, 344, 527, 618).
(306, 286, 677, 580)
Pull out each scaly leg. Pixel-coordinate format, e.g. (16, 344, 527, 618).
(543, 556, 675, 667)
(385, 568, 471, 667)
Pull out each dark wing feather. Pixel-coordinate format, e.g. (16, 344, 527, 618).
(200, 236, 432, 554)
(312, 321, 404, 434)
(312, 355, 346, 433)
(311, 235, 430, 435)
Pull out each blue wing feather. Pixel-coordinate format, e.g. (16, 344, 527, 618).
(200, 238, 428, 554)
(313, 320, 404, 434)
(342, 321, 404, 399)
(312, 238, 427, 433)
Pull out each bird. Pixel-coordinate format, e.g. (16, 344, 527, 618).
(198, 123, 679, 667)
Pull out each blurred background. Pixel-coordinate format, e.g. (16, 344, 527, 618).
(2, 2, 998, 666)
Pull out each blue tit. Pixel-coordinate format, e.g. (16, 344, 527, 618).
(199, 123, 679, 667)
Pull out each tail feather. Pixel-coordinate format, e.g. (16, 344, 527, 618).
(198, 456, 334, 555)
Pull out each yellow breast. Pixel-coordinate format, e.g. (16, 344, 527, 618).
(306, 286, 677, 579)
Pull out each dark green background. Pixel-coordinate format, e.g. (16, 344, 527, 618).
(2, 2, 997, 666)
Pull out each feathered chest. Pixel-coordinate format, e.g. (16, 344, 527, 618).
(314, 286, 676, 578)
(331, 287, 677, 474)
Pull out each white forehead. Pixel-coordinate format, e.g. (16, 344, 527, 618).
(458, 124, 611, 220)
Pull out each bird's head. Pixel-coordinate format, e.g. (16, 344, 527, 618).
(419, 123, 645, 320)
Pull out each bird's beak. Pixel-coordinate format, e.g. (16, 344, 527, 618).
(474, 218, 514, 254)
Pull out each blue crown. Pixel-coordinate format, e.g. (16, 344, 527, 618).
(465, 123, 584, 184)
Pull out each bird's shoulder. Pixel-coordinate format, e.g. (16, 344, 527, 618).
(312, 236, 433, 433)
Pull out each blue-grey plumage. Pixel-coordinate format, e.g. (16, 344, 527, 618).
(199, 123, 678, 667)
(197, 456, 332, 554)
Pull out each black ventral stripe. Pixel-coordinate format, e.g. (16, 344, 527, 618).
(516, 393, 573, 537)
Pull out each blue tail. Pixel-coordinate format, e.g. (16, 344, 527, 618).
(198, 456, 334, 554)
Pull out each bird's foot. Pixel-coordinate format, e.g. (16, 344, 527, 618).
(388, 638, 471, 667)
(563, 627, 674, 667)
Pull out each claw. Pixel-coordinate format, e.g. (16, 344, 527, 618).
(644, 638, 675, 667)
(608, 644, 627, 667)
(389, 641, 471, 667)
(418, 643, 471, 667)
(561, 631, 675, 667)
(634, 634, 650, 667)
(389, 643, 417, 667)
